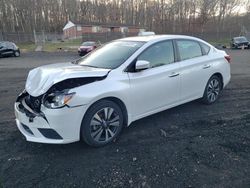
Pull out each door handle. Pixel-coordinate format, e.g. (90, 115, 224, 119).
(169, 72, 180, 78)
(203, 64, 211, 69)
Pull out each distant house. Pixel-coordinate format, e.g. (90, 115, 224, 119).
(63, 21, 144, 39)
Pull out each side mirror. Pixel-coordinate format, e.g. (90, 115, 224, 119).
(135, 60, 150, 71)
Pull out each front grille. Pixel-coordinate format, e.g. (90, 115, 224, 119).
(16, 90, 49, 123)
(238, 42, 249, 46)
(25, 95, 43, 113)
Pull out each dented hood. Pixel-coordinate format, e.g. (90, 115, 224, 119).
(25, 62, 110, 97)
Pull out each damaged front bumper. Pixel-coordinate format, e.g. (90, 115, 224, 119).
(14, 91, 87, 144)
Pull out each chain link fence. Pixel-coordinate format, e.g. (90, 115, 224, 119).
(0, 31, 63, 44)
(81, 31, 241, 43)
(0, 30, 241, 47)
(81, 32, 138, 43)
(0, 32, 34, 43)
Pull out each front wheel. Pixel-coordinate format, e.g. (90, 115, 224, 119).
(14, 51, 20, 57)
(202, 75, 222, 104)
(81, 100, 124, 147)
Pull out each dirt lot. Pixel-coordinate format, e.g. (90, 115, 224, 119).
(0, 50, 250, 188)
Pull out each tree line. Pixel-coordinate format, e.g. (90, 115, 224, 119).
(0, 0, 250, 37)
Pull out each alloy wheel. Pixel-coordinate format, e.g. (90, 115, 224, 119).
(15, 51, 20, 57)
(207, 79, 220, 102)
(90, 107, 120, 143)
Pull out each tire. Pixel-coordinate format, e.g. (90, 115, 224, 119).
(14, 51, 20, 57)
(202, 75, 222, 105)
(81, 100, 124, 147)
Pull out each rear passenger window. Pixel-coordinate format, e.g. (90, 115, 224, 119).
(177, 40, 202, 60)
(200, 42, 210, 55)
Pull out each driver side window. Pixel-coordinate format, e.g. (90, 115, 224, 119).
(137, 40, 174, 68)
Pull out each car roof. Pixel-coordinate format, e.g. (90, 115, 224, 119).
(118, 35, 204, 42)
(233, 36, 247, 39)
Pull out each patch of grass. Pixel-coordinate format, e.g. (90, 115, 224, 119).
(17, 38, 83, 52)
(208, 38, 230, 47)
(64, 38, 82, 45)
(43, 38, 82, 52)
(17, 42, 36, 52)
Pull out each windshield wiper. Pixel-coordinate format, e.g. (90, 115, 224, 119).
(80, 64, 100, 68)
(71, 58, 101, 68)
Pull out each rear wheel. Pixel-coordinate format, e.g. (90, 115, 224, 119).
(81, 100, 124, 147)
(202, 75, 222, 104)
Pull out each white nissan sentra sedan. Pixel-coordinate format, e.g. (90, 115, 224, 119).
(14, 35, 231, 146)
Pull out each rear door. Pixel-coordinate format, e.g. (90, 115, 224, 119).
(127, 40, 181, 118)
(175, 39, 212, 101)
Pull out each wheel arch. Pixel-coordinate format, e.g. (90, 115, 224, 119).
(201, 72, 224, 104)
(211, 72, 224, 89)
(103, 97, 128, 127)
(83, 96, 128, 128)
(79, 96, 128, 146)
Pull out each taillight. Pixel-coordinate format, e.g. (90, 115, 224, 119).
(225, 55, 231, 63)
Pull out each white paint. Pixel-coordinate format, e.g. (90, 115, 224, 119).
(15, 35, 231, 144)
(25, 62, 110, 96)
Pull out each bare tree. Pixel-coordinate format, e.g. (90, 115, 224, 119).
(0, 0, 249, 39)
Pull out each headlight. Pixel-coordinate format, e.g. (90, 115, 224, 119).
(43, 91, 75, 109)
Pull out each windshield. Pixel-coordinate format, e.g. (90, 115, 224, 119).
(81, 42, 96, 46)
(234, 37, 248, 43)
(76, 41, 144, 69)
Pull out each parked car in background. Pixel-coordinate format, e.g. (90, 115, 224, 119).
(138, 31, 155, 36)
(78, 41, 99, 56)
(230, 36, 250, 49)
(15, 35, 231, 147)
(0, 41, 20, 57)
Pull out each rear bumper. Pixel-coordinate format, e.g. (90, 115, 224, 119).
(224, 74, 231, 88)
(223, 63, 231, 88)
(14, 97, 87, 144)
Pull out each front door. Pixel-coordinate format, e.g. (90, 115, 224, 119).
(128, 40, 181, 119)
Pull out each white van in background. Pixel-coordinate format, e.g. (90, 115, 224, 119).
(138, 31, 155, 36)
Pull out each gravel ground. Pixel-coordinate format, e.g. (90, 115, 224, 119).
(0, 50, 250, 188)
